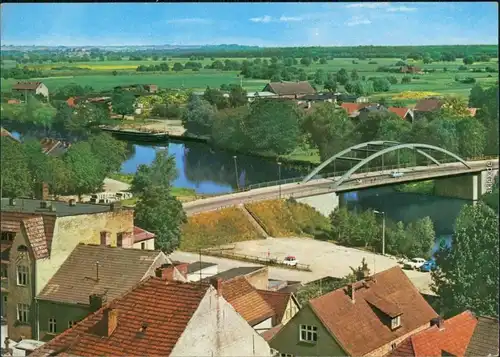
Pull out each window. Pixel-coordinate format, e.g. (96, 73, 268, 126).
(1, 232, 15, 242)
(391, 316, 401, 329)
(299, 324, 318, 343)
(68, 320, 77, 329)
(1, 265, 7, 278)
(280, 354, 293, 357)
(48, 317, 57, 333)
(141, 242, 146, 250)
(17, 265, 29, 286)
(391, 343, 397, 350)
(17, 303, 30, 323)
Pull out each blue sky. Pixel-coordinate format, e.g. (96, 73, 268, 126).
(1, 2, 498, 46)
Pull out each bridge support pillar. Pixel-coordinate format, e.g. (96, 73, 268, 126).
(434, 170, 498, 201)
(296, 192, 339, 217)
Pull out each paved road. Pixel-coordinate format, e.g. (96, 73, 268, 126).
(183, 160, 497, 215)
(170, 237, 435, 295)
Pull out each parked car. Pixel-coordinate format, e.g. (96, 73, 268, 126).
(397, 256, 410, 266)
(404, 257, 427, 270)
(283, 255, 298, 266)
(390, 171, 404, 178)
(419, 259, 437, 272)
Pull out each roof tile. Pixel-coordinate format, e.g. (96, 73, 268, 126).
(257, 289, 293, 322)
(12, 82, 43, 90)
(133, 226, 156, 243)
(388, 107, 410, 119)
(266, 81, 316, 96)
(464, 316, 499, 356)
(22, 217, 49, 259)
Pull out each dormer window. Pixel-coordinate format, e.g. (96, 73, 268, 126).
(391, 315, 401, 330)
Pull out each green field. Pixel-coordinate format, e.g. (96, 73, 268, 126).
(1, 56, 498, 96)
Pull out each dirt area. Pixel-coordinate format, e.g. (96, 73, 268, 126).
(120, 119, 186, 135)
(171, 237, 434, 295)
(102, 177, 131, 192)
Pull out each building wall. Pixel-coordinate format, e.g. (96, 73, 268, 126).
(269, 304, 346, 357)
(170, 287, 271, 357)
(187, 265, 218, 282)
(6, 231, 35, 341)
(132, 238, 155, 250)
(296, 192, 339, 217)
(35, 84, 49, 98)
(245, 267, 269, 290)
(254, 317, 273, 332)
(37, 300, 89, 341)
(280, 296, 300, 326)
(364, 323, 431, 357)
(35, 209, 134, 296)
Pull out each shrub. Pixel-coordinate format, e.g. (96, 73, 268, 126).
(368, 61, 378, 64)
(458, 65, 468, 71)
(180, 207, 262, 251)
(401, 76, 412, 84)
(386, 76, 398, 84)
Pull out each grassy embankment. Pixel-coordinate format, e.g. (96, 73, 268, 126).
(179, 199, 331, 251)
(394, 180, 435, 195)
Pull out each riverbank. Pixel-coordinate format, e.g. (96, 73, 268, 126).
(394, 180, 435, 195)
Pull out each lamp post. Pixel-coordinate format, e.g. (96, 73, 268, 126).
(278, 161, 282, 199)
(374, 210, 386, 256)
(233, 156, 239, 191)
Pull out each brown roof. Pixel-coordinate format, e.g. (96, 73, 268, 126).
(388, 107, 411, 119)
(414, 99, 443, 112)
(31, 277, 209, 357)
(467, 108, 478, 117)
(258, 289, 294, 322)
(465, 316, 499, 356)
(22, 217, 49, 259)
(265, 81, 316, 96)
(7, 99, 20, 104)
(221, 276, 275, 325)
(0, 127, 19, 142)
(388, 311, 477, 357)
(260, 323, 284, 342)
(37, 244, 164, 305)
(12, 81, 43, 91)
(309, 266, 438, 356)
(133, 226, 155, 243)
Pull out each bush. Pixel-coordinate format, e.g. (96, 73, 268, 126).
(458, 65, 468, 71)
(352, 60, 359, 64)
(180, 207, 262, 251)
(368, 61, 378, 64)
(401, 76, 412, 84)
(386, 76, 398, 84)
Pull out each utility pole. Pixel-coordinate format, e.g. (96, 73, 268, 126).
(374, 210, 386, 256)
(233, 156, 239, 191)
(278, 161, 282, 199)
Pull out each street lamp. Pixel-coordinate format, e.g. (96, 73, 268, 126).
(233, 156, 239, 191)
(278, 161, 282, 199)
(374, 210, 386, 256)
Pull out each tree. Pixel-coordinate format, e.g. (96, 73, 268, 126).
(131, 151, 178, 195)
(425, 119, 459, 153)
(203, 87, 229, 110)
(173, 62, 184, 72)
(385, 221, 411, 256)
(313, 69, 326, 85)
(0, 137, 32, 198)
(456, 118, 487, 158)
(323, 79, 337, 92)
(350, 69, 359, 81)
(432, 203, 499, 317)
(463, 56, 474, 65)
(88, 133, 127, 174)
(23, 138, 51, 187)
(440, 96, 472, 118)
(376, 116, 412, 141)
(371, 77, 391, 92)
(300, 57, 312, 66)
(229, 86, 248, 107)
(32, 106, 57, 132)
(182, 95, 216, 137)
(336, 68, 350, 85)
(319, 57, 327, 64)
(45, 156, 72, 197)
(405, 217, 435, 259)
(64, 142, 105, 200)
(111, 92, 135, 119)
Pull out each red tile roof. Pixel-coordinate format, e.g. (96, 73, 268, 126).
(414, 99, 443, 112)
(388, 107, 411, 119)
(31, 277, 210, 357)
(38, 244, 165, 305)
(309, 266, 438, 357)
(22, 217, 49, 259)
(12, 81, 43, 91)
(260, 323, 284, 342)
(388, 311, 478, 357)
(467, 108, 477, 117)
(341, 102, 362, 115)
(66, 97, 77, 108)
(258, 289, 293, 322)
(7, 99, 20, 104)
(133, 226, 156, 243)
(222, 276, 275, 326)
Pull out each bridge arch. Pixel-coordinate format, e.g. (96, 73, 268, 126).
(302, 141, 454, 183)
(329, 143, 471, 189)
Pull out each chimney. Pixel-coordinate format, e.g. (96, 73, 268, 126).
(155, 264, 176, 281)
(100, 231, 111, 246)
(89, 293, 107, 313)
(69, 199, 76, 206)
(347, 283, 355, 303)
(99, 308, 119, 337)
(431, 316, 445, 329)
(9, 198, 16, 206)
(174, 263, 189, 278)
(210, 278, 223, 295)
(117, 231, 133, 248)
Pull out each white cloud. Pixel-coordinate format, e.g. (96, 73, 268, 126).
(387, 6, 417, 12)
(345, 2, 389, 9)
(250, 15, 272, 23)
(166, 18, 212, 25)
(279, 16, 303, 22)
(345, 16, 372, 26)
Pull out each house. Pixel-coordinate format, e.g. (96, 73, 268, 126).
(247, 91, 279, 102)
(132, 226, 155, 250)
(340, 102, 373, 118)
(39, 138, 71, 157)
(12, 82, 49, 98)
(357, 104, 389, 120)
(388, 107, 415, 122)
(7, 99, 21, 104)
(262, 81, 316, 98)
(269, 266, 438, 357)
(184, 261, 218, 282)
(338, 94, 370, 103)
(467, 107, 478, 117)
(0, 197, 137, 340)
(36, 244, 184, 340)
(414, 98, 444, 120)
(387, 311, 477, 357)
(298, 92, 339, 109)
(30, 277, 273, 357)
(144, 84, 158, 93)
(258, 289, 301, 330)
(206, 265, 269, 290)
(465, 316, 499, 357)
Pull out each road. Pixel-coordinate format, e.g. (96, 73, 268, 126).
(183, 160, 498, 215)
(170, 237, 435, 295)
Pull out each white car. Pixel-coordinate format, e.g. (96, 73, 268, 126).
(390, 171, 404, 178)
(283, 256, 298, 266)
(403, 258, 427, 270)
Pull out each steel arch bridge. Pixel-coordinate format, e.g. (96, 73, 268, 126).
(301, 141, 471, 187)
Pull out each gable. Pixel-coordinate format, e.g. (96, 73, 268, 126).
(269, 304, 346, 356)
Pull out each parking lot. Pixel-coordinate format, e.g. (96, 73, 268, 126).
(172, 237, 434, 295)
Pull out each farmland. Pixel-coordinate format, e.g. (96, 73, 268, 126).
(1, 56, 497, 98)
